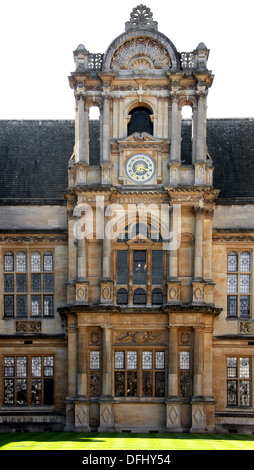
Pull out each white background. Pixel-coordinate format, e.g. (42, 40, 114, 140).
(0, 0, 253, 120)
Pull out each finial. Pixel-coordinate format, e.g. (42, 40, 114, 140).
(125, 4, 158, 31)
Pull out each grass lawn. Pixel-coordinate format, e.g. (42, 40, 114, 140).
(0, 432, 254, 450)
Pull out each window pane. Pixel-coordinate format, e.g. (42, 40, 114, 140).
(155, 371, 165, 397)
(115, 371, 125, 396)
(44, 378, 54, 405)
(31, 273, 41, 292)
(240, 296, 250, 317)
(43, 252, 53, 271)
(117, 251, 128, 284)
(4, 252, 14, 271)
(90, 351, 100, 370)
(127, 371, 137, 396)
(4, 379, 14, 404)
(4, 295, 14, 317)
(152, 288, 163, 305)
(240, 252, 250, 272)
(152, 250, 163, 284)
(43, 295, 53, 316)
(155, 351, 165, 369)
(4, 274, 14, 292)
(31, 252, 41, 272)
(142, 351, 153, 369)
(17, 357, 27, 377)
(32, 357, 42, 377)
(227, 274, 238, 293)
(16, 252, 26, 272)
(43, 273, 53, 292)
(240, 381, 250, 406)
(115, 351, 125, 369)
(31, 295, 41, 316)
(17, 379, 27, 404)
(133, 250, 147, 284)
(142, 371, 153, 396)
(227, 357, 237, 377)
(133, 288, 146, 304)
(44, 356, 54, 377)
(4, 357, 14, 377)
(16, 274, 26, 293)
(127, 351, 137, 369)
(180, 351, 190, 370)
(227, 296, 237, 317)
(227, 380, 237, 405)
(89, 373, 101, 397)
(228, 252, 238, 272)
(16, 295, 27, 317)
(31, 379, 42, 404)
(240, 274, 250, 293)
(240, 358, 250, 378)
(117, 288, 128, 304)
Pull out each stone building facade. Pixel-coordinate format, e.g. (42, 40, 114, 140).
(0, 5, 254, 433)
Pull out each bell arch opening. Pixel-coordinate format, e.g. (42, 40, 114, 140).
(127, 106, 153, 136)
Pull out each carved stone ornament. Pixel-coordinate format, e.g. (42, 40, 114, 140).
(110, 38, 171, 70)
(125, 4, 158, 31)
(115, 330, 163, 344)
(16, 321, 41, 333)
(239, 321, 254, 335)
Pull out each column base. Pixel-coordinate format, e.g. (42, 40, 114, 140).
(165, 398, 182, 432)
(98, 399, 115, 432)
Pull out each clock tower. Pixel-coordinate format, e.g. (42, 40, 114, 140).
(62, 4, 221, 433)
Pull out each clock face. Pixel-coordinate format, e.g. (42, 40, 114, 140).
(125, 154, 155, 183)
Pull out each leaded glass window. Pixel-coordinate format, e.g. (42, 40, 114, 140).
(3, 250, 54, 318)
(43, 252, 53, 271)
(4, 252, 14, 272)
(227, 251, 251, 318)
(89, 351, 101, 397)
(4, 356, 54, 406)
(133, 251, 147, 284)
(31, 252, 41, 272)
(114, 350, 165, 398)
(227, 357, 251, 407)
(16, 252, 26, 272)
(152, 250, 163, 284)
(179, 351, 192, 398)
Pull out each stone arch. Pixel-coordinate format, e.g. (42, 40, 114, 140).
(102, 30, 180, 71)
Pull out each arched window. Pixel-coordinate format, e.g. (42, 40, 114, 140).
(117, 288, 128, 305)
(16, 251, 26, 272)
(31, 252, 41, 272)
(133, 288, 146, 305)
(127, 107, 153, 136)
(43, 252, 53, 271)
(152, 288, 163, 305)
(4, 251, 14, 272)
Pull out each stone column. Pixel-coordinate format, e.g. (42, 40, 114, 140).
(166, 325, 182, 432)
(170, 95, 180, 162)
(67, 216, 77, 304)
(167, 207, 181, 304)
(77, 326, 88, 396)
(76, 94, 89, 165)
(169, 94, 181, 185)
(191, 326, 209, 433)
(193, 327, 204, 398)
(196, 93, 207, 163)
(100, 207, 113, 305)
(99, 324, 115, 431)
(203, 211, 213, 281)
(77, 236, 86, 280)
(194, 207, 204, 280)
(102, 95, 111, 162)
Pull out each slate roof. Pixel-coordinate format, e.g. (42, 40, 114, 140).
(0, 118, 253, 204)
